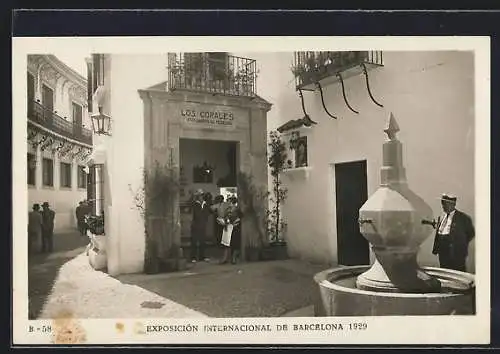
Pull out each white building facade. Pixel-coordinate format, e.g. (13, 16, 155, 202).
(85, 53, 271, 276)
(82, 50, 476, 275)
(254, 51, 476, 272)
(27, 55, 93, 232)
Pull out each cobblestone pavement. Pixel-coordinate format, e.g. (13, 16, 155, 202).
(38, 253, 207, 319)
(28, 230, 90, 319)
(29, 231, 328, 319)
(117, 259, 327, 318)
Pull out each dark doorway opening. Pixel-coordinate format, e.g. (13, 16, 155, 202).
(179, 138, 239, 260)
(335, 160, 370, 266)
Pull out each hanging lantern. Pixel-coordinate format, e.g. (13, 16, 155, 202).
(90, 107, 111, 136)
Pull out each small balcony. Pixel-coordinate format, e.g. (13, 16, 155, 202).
(28, 100, 93, 146)
(167, 53, 257, 98)
(292, 51, 384, 91)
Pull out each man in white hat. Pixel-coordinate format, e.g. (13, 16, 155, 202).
(432, 193, 475, 272)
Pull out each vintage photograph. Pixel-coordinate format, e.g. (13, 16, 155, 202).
(13, 37, 490, 345)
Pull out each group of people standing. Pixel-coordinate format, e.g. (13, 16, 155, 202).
(190, 189, 243, 265)
(28, 202, 56, 254)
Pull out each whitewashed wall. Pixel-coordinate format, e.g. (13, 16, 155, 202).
(255, 51, 475, 272)
(106, 54, 168, 275)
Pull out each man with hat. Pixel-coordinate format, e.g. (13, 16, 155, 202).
(28, 203, 43, 254)
(190, 189, 210, 263)
(432, 193, 475, 272)
(75, 201, 87, 237)
(41, 202, 56, 253)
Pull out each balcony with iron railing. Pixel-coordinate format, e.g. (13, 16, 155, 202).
(167, 53, 257, 98)
(292, 51, 384, 91)
(28, 100, 93, 145)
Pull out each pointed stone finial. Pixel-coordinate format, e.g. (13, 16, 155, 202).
(384, 112, 400, 140)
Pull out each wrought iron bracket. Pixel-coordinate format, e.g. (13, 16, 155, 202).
(315, 82, 337, 120)
(59, 142, 74, 158)
(40, 137, 55, 152)
(51, 139, 64, 155)
(336, 72, 359, 114)
(298, 89, 317, 124)
(361, 63, 384, 108)
(27, 129, 38, 142)
(69, 147, 84, 160)
(38, 136, 49, 151)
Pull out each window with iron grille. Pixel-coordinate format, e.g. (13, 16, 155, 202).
(27, 153, 36, 186)
(42, 158, 53, 187)
(60, 162, 72, 188)
(77, 165, 87, 189)
(88, 164, 105, 216)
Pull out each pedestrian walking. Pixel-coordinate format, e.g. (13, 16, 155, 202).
(75, 201, 87, 237)
(432, 193, 475, 272)
(28, 203, 43, 254)
(190, 189, 209, 263)
(41, 202, 56, 253)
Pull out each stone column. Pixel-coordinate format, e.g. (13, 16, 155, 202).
(71, 156, 78, 191)
(53, 151, 60, 190)
(35, 144, 42, 189)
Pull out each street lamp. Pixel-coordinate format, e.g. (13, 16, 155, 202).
(90, 107, 111, 136)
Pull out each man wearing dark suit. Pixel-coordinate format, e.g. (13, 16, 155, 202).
(432, 194, 475, 272)
(41, 201, 56, 253)
(190, 189, 209, 263)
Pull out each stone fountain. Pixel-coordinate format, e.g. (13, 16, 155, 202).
(314, 113, 475, 316)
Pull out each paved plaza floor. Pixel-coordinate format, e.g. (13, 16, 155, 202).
(28, 231, 325, 319)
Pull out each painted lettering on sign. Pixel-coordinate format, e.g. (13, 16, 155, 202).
(181, 109, 234, 127)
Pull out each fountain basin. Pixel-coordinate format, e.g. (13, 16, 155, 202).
(314, 265, 475, 316)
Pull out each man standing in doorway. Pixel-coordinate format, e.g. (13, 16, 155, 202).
(28, 203, 43, 254)
(190, 189, 209, 263)
(432, 194, 475, 272)
(41, 202, 56, 253)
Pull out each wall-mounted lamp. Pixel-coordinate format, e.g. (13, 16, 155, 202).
(90, 107, 112, 136)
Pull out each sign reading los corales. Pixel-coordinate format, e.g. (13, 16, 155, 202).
(181, 109, 234, 127)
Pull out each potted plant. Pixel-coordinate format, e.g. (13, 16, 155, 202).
(86, 213, 107, 270)
(130, 157, 182, 274)
(237, 171, 269, 262)
(265, 130, 289, 260)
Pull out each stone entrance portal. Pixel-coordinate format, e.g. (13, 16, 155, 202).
(179, 138, 239, 250)
(139, 82, 271, 269)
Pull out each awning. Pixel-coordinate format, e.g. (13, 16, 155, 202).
(84, 144, 107, 166)
(276, 115, 318, 133)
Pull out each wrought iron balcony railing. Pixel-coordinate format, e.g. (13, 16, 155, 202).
(167, 53, 257, 97)
(292, 51, 384, 91)
(28, 100, 93, 145)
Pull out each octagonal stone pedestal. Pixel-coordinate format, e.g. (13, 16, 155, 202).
(314, 266, 475, 316)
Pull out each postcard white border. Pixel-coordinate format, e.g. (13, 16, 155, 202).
(12, 36, 491, 345)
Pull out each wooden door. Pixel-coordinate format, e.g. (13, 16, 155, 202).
(335, 160, 370, 265)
